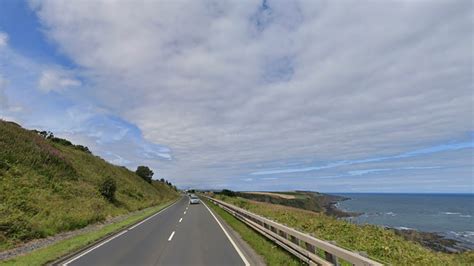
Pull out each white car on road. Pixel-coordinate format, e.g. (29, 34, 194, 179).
(189, 194, 200, 204)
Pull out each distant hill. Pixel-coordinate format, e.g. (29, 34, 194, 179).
(233, 191, 355, 217)
(0, 120, 178, 251)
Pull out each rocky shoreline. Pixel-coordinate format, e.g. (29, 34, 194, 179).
(323, 197, 362, 218)
(331, 196, 472, 254)
(390, 227, 471, 253)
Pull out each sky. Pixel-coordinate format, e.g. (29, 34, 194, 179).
(0, 0, 472, 193)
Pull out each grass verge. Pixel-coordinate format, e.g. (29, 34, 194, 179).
(215, 195, 474, 266)
(0, 199, 178, 266)
(203, 198, 303, 266)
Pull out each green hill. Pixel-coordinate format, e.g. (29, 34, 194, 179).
(0, 120, 179, 251)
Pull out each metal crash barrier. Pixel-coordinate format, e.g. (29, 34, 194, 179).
(203, 196, 383, 266)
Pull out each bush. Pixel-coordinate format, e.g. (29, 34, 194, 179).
(219, 189, 236, 197)
(75, 145, 91, 154)
(49, 137, 73, 147)
(135, 166, 153, 183)
(0, 161, 10, 171)
(99, 177, 116, 202)
(32, 130, 91, 154)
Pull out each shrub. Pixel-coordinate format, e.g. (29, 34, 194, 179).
(49, 137, 73, 147)
(219, 189, 236, 197)
(0, 161, 10, 171)
(135, 166, 153, 183)
(99, 177, 116, 202)
(75, 145, 91, 154)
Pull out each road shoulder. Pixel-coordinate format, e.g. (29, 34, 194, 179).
(203, 200, 266, 266)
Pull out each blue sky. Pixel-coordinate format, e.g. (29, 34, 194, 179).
(0, 0, 472, 193)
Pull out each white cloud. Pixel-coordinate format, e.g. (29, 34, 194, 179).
(31, 0, 473, 189)
(38, 69, 81, 93)
(0, 32, 8, 48)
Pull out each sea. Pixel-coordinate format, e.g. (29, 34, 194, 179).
(334, 193, 474, 249)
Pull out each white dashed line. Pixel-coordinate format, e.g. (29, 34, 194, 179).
(184, 211, 186, 215)
(61, 198, 183, 265)
(168, 231, 175, 241)
(179, 218, 183, 223)
(129, 200, 180, 230)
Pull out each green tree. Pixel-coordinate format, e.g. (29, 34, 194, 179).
(99, 177, 116, 202)
(135, 166, 154, 183)
(220, 189, 236, 197)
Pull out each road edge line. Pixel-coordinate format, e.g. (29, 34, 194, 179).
(53, 197, 182, 265)
(203, 201, 250, 266)
(62, 230, 128, 265)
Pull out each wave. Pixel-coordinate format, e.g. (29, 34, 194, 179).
(442, 231, 474, 248)
(440, 212, 472, 218)
(395, 226, 414, 230)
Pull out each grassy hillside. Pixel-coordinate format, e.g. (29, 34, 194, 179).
(234, 191, 353, 217)
(215, 195, 474, 265)
(0, 120, 178, 251)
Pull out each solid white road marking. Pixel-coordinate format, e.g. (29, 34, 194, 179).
(62, 198, 183, 265)
(168, 231, 175, 241)
(62, 230, 128, 265)
(203, 202, 250, 266)
(179, 218, 183, 223)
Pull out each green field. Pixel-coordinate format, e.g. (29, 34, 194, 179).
(0, 120, 179, 251)
(214, 195, 474, 265)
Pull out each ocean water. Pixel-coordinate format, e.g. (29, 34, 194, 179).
(335, 193, 474, 248)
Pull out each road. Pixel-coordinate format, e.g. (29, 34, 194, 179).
(62, 196, 249, 266)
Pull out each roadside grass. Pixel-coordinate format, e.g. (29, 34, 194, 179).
(215, 195, 474, 266)
(0, 120, 179, 250)
(0, 199, 177, 266)
(202, 198, 303, 266)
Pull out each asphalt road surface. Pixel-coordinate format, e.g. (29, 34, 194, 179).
(62, 196, 249, 266)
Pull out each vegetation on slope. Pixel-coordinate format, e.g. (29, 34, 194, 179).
(218, 190, 354, 217)
(214, 195, 474, 265)
(1, 201, 174, 266)
(0, 120, 179, 251)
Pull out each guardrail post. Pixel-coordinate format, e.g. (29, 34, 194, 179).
(270, 226, 277, 233)
(305, 242, 316, 253)
(290, 235, 299, 245)
(325, 252, 338, 266)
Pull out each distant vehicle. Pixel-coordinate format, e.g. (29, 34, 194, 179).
(189, 194, 200, 204)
